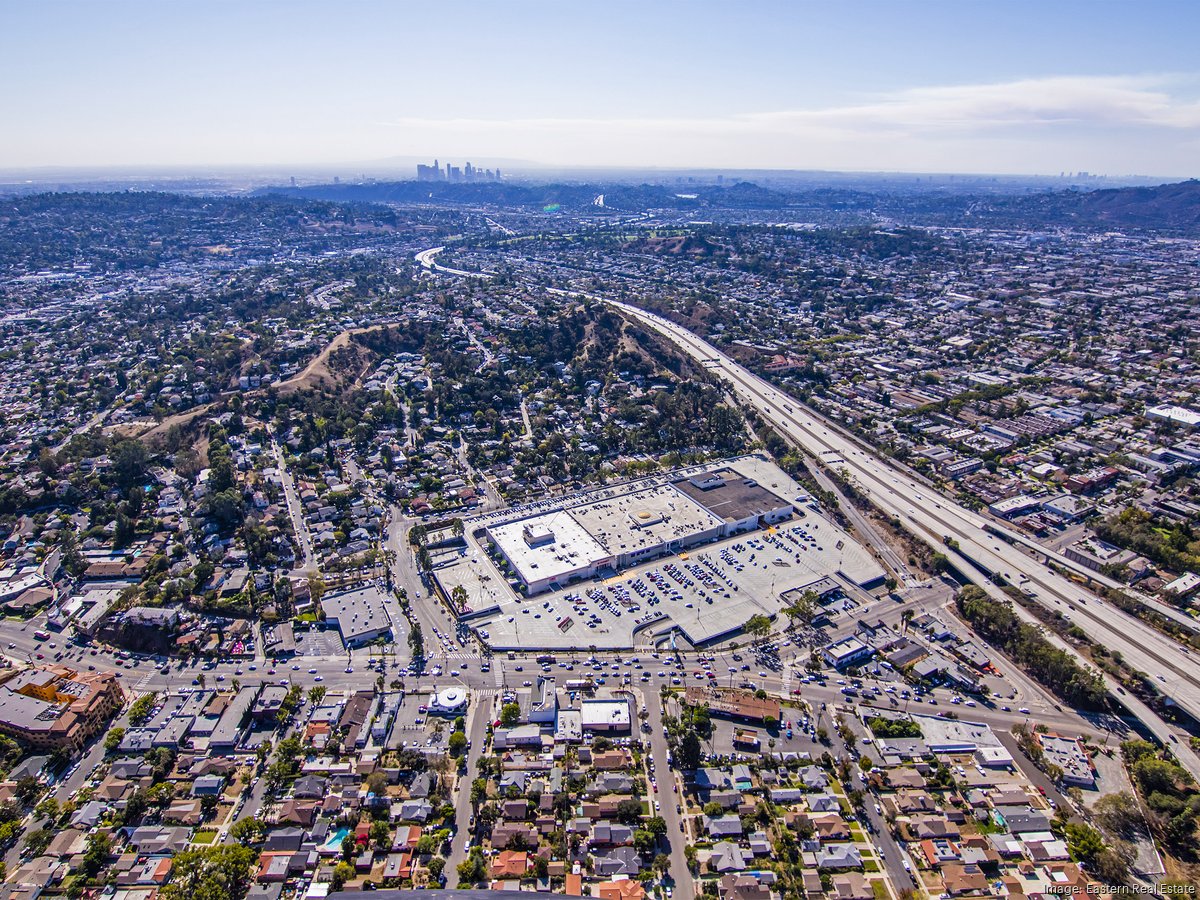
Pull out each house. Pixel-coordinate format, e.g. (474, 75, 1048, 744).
(125, 826, 191, 855)
(192, 774, 225, 796)
(596, 878, 646, 900)
(590, 823, 634, 846)
(798, 766, 829, 790)
(718, 873, 772, 900)
(815, 843, 862, 870)
(593, 847, 642, 877)
(706, 841, 747, 874)
(800, 870, 824, 897)
(292, 775, 327, 799)
(163, 799, 204, 825)
(807, 793, 840, 814)
(490, 850, 529, 879)
(942, 863, 989, 896)
(831, 873, 873, 900)
(911, 815, 960, 840)
(810, 814, 851, 841)
(490, 822, 539, 850)
(705, 815, 744, 838)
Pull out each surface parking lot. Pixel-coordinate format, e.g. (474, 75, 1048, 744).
(294, 628, 345, 657)
(473, 516, 884, 650)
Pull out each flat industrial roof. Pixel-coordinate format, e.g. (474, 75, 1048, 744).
(580, 698, 631, 728)
(673, 467, 793, 523)
(569, 483, 723, 557)
(322, 586, 391, 642)
(487, 510, 609, 587)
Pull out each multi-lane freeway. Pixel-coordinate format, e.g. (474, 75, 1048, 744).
(601, 300, 1200, 768)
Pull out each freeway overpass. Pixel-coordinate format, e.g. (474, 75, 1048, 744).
(605, 299, 1200, 772)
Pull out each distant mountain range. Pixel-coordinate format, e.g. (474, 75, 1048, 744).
(1004, 178, 1200, 232)
(254, 177, 1200, 234)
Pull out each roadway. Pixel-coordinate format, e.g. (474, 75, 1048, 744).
(603, 299, 1200, 773)
(415, 247, 492, 279)
(643, 690, 694, 897)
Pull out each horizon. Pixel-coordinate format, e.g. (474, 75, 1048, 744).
(3, 0, 1200, 178)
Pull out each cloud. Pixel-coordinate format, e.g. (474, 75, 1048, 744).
(387, 75, 1200, 138)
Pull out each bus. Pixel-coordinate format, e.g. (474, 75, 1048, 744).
(536, 655, 556, 665)
(33, 630, 50, 641)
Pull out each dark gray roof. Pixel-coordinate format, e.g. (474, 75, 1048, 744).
(673, 468, 791, 522)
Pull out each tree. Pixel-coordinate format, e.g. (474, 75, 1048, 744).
(783, 589, 818, 630)
(1092, 792, 1143, 837)
(426, 856, 445, 880)
(22, 827, 52, 857)
(112, 439, 149, 491)
(744, 614, 772, 644)
(229, 817, 266, 846)
(678, 731, 703, 770)
(457, 850, 487, 885)
(34, 797, 58, 822)
(331, 861, 354, 891)
(500, 702, 521, 727)
(308, 685, 327, 706)
(105, 727, 127, 753)
(615, 798, 644, 825)
(128, 693, 157, 726)
(370, 819, 392, 850)
(1132, 757, 1190, 795)
(448, 731, 467, 757)
(408, 622, 425, 659)
(80, 832, 112, 879)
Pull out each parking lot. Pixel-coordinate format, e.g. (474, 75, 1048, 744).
(294, 628, 345, 657)
(469, 516, 885, 651)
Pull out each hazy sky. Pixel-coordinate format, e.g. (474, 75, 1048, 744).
(4, 0, 1199, 176)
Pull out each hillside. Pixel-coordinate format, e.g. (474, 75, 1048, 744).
(1026, 178, 1200, 231)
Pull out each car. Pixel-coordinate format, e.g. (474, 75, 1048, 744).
(314, 675, 323, 682)
(464, 840, 471, 852)
(1019, 707, 1030, 714)
(522, 680, 532, 687)
(309, 668, 317, 674)
(654, 800, 660, 811)
(345, 667, 353, 673)
(217, 674, 226, 681)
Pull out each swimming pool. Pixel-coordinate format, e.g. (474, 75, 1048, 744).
(320, 826, 350, 854)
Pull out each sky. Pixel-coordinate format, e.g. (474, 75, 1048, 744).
(3, 0, 1200, 177)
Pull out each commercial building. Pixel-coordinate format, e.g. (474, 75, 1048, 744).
(671, 469, 795, 535)
(822, 636, 874, 669)
(322, 585, 392, 647)
(580, 699, 631, 733)
(1146, 405, 1200, 429)
(1037, 733, 1095, 788)
(683, 687, 780, 724)
(0, 665, 124, 751)
(483, 459, 796, 597)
